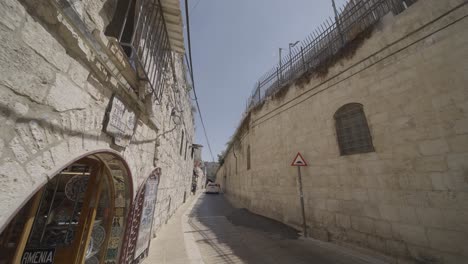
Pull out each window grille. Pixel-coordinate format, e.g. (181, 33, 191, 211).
(106, 0, 173, 99)
(334, 103, 374, 155)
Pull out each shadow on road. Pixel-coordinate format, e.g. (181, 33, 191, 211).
(185, 193, 381, 264)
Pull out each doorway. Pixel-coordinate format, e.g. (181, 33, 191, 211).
(0, 153, 132, 264)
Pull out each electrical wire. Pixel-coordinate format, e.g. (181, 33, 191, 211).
(184, 0, 215, 162)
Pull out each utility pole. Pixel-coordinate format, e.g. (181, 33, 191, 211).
(289, 41, 299, 72)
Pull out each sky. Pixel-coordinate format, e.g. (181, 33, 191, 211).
(182, 0, 348, 161)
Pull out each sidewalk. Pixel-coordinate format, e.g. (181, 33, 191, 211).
(143, 193, 204, 264)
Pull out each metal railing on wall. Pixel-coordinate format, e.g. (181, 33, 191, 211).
(118, 0, 173, 99)
(247, 0, 417, 110)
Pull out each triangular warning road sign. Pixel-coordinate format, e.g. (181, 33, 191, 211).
(291, 152, 308, 166)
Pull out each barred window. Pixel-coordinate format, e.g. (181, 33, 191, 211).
(334, 103, 374, 155)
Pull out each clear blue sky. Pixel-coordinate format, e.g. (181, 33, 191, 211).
(182, 0, 348, 161)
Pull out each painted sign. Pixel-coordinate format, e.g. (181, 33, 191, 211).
(291, 152, 308, 166)
(104, 96, 137, 147)
(134, 168, 160, 259)
(21, 248, 55, 264)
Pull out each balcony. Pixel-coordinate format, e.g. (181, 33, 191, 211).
(105, 0, 184, 99)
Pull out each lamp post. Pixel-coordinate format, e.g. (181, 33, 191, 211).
(289, 41, 300, 70)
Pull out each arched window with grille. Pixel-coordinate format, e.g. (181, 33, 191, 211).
(334, 103, 374, 155)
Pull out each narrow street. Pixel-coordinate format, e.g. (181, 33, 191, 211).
(144, 193, 391, 264)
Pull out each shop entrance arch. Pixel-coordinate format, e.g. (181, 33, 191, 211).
(0, 152, 133, 264)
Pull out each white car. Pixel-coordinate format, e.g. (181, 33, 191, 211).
(205, 183, 220, 194)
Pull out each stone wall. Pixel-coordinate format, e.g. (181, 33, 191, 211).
(217, 1, 468, 263)
(0, 0, 195, 244)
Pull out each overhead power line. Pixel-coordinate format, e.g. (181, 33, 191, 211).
(184, 0, 215, 162)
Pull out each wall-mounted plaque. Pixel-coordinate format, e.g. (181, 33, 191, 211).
(134, 168, 161, 260)
(104, 96, 137, 147)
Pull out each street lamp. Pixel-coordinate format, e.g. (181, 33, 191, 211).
(289, 41, 300, 69)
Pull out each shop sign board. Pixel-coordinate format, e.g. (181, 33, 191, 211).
(134, 168, 160, 259)
(21, 248, 55, 264)
(104, 96, 137, 147)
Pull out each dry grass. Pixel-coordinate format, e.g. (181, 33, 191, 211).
(255, 25, 376, 111)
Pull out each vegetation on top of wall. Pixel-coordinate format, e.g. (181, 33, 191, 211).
(268, 25, 376, 108)
(221, 21, 376, 167)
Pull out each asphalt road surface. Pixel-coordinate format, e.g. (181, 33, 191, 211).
(186, 193, 389, 264)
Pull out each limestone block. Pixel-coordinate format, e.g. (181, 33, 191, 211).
(0, 138, 4, 158)
(351, 216, 375, 235)
(29, 121, 48, 150)
(404, 191, 429, 207)
(453, 118, 468, 135)
(416, 208, 468, 231)
(367, 235, 387, 252)
(447, 134, 468, 153)
(346, 229, 367, 245)
(414, 156, 447, 172)
(429, 172, 450, 191)
(13, 102, 29, 117)
(386, 239, 407, 257)
(22, 16, 70, 72)
(0, 31, 55, 103)
(380, 205, 420, 225)
(418, 138, 449, 156)
(392, 144, 420, 160)
(0, 0, 26, 30)
(379, 204, 399, 222)
(68, 60, 90, 87)
(447, 153, 468, 171)
(336, 213, 351, 229)
(362, 204, 381, 219)
(427, 228, 468, 254)
(25, 151, 55, 180)
(406, 245, 442, 264)
(46, 74, 90, 111)
(9, 136, 29, 163)
(374, 220, 393, 239)
(49, 141, 70, 168)
(0, 160, 34, 226)
(15, 123, 38, 154)
(427, 191, 462, 210)
(406, 174, 433, 190)
(391, 223, 428, 247)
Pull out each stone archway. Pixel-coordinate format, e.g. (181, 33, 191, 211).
(0, 151, 133, 264)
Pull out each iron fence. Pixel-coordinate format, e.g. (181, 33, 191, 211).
(118, 0, 173, 99)
(247, 0, 417, 110)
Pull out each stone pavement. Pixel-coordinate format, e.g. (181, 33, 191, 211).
(144, 193, 392, 264)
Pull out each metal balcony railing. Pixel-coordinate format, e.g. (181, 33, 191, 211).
(247, 0, 417, 110)
(117, 0, 173, 99)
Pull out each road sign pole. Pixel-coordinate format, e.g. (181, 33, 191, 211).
(297, 166, 307, 237)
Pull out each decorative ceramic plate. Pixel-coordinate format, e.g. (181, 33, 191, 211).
(85, 256, 99, 264)
(85, 237, 94, 259)
(65, 175, 89, 202)
(91, 224, 106, 248)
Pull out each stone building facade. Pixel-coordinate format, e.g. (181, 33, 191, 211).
(217, 1, 468, 263)
(0, 0, 195, 263)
